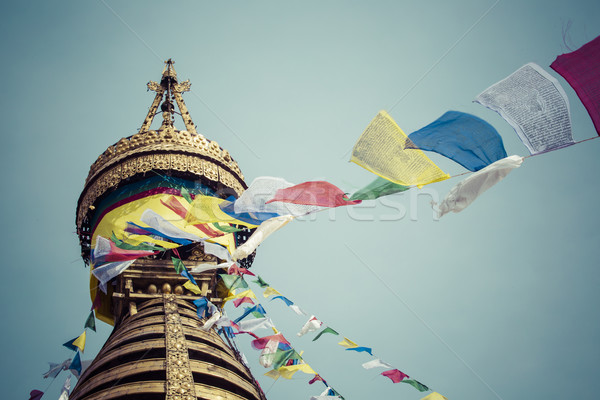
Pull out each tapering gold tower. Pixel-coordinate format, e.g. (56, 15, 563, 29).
(72, 60, 265, 400)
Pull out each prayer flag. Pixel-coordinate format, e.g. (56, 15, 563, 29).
(233, 297, 255, 307)
(298, 316, 322, 337)
(141, 209, 205, 243)
(253, 275, 269, 288)
(91, 292, 102, 311)
(362, 358, 393, 370)
(219, 274, 248, 291)
(43, 359, 71, 379)
(183, 281, 202, 295)
(180, 186, 193, 204)
(263, 287, 282, 298)
(266, 181, 361, 208)
(180, 268, 197, 286)
(381, 369, 409, 383)
(193, 297, 208, 318)
(234, 305, 266, 323)
(289, 305, 307, 316)
(69, 352, 82, 376)
(28, 390, 44, 400)
(251, 334, 290, 350)
(437, 155, 523, 217)
(84, 311, 96, 332)
(63, 332, 86, 353)
(351, 111, 450, 187)
(272, 295, 293, 306)
(225, 289, 256, 302)
(421, 393, 448, 400)
(232, 215, 295, 260)
(237, 317, 274, 332)
(201, 310, 222, 331)
(272, 349, 302, 370)
(309, 374, 325, 385)
(337, 337, 358, 348)
(551, 35, 600, 135)
(475, 63, 574, 154)
(277, 363, 316, 379)
(228, 264, 255, 276)
(313, 327, 339, 342)
(172, 256, 185, 274)
(346, 346, 373, 355)
(259, 339, 279, 368)
(58, 375, 71, 400)
(185, 195, 259, 228)
(92, 260, 135, 293)
(349, 177, 409, 201)
(408, 111, 507, 171)
(402, 379, 430, 392)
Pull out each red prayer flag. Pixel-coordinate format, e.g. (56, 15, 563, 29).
(228, 264, 255, 276)
(309, 374, 324, 385)
(233, 297, 255, 308)
(251, 333, 290, 350)
(29, 390, 44, 400)
(551, 35, 600, 135)
(381, 369, 409, 383)
(91, 292, 102, 311)
(266, 181, 361, 208)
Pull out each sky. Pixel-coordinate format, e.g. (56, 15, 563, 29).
(1, 1, 599, 399)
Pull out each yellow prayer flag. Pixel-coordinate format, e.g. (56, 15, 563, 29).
(421, 393, 448, 400)
(186, 196, 258, 228)
(224, 289, 256, 302)
(72, 331, 86, 353)
(351, 111, 450, 187)
(337, 337, 358, 348)
(263, 287, 282, 298)
(183, 281, 202, 295)
(264, 370, 281, 380)
(277, 363, 316, 379)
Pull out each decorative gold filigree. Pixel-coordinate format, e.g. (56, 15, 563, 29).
(147, 81, 164, 92)
(164, 294, 196, 400)
(173, 80, 191, 93)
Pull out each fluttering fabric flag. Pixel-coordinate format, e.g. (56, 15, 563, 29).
(43, 359, 72, 379)
(313, 327, 339, 342)
(263, 287, 282, 298)
(63, 332, 86, 353)
(337, 337, 358, 349)
(219, 274, 249, 291)
(204, 241, 232, 262)
(84, 311, 96, 332)
(180, 268, 197, 286)
(269, 363, 316, 379)
(272, 349, 302, 370)
(92, 260, 135, 293)
(407, 111, 507, 171)
(259, 339, 279, 368)
(234, 305, 266, 323)
(201, 304, 221, 331)
(171, 256, 185, 274)
(421, 393, 448, 400)
(68, 352, 82, 376)
(189, 261, 234, 273)
(185, 195, 259, 228)
(28, 390, 44, 400)
(184, 281, 202, 295)
(237, 317, 275, 333)
(402, 379, 430, 392)
(266, 181, 361, 208)
(475, 63, 574, 154)
(362, 358, 393, 370)
(289, 304, 307, 316)
(271, 295, 293, 306)
(253, 275, 269, 288)
(345, 346, 373, 355)
(141, 209, 205, 243)
(298, 316, 323, 337)
(224, 289, 256, 302)
(551, 35, 600, 135)
(232, 215, 295, 260)
(309, 374, 325, 385)
(381, 369, 409, 383)
(228, 264, 255, 276)
(92, 235, 157, 265)
(349, 177, 409, 201)
(234, 176, 321, 216)
(436, 155, 523, 217)
(193, 297, 209, 318)
(251, 334, 290, 350)
(58, 375, 71, 400)
(233, 297, 255, 307)
(351, 111, 450, 187)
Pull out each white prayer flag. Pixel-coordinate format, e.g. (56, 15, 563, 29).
(92, 260, 135, 293)
(141, 209, 204, 242)
(233, 215, 295, 260)
(237, 317, 274, 332)
(297, 316, 322, 337)
(362, 358, 393, 370)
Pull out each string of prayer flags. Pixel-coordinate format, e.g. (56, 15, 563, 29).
(232, 215, 295, 260)
(362, 358, 393, 370)
(253, 275, 269, 288)
(337, 337, 359, 349)
(313, 327, 339, 342)
(351, 110, 450, 187)
(63, 331, 86, 353)
(297, 316, 323, 337)
(28, 390, 44, 400)
(58, 375, 71, 400)
(407, 111, 507, 172)
(402, 379, 430, 392)
(69, 352, 82, 376)
(381, 369, 409, 383)
(234, 176, 321, 216)
(345, 346, 373, 355)
(84, 311, 96, 332)
(551, 35, 600, 135)
(436, 155, 523, 217)
(349, 177, 409, 201)
(43, 359, 72, 379)
(266, 181, 361, 208)
(263, 287, 282, 298)
(421, 392, 448, 400)
(475, 63, 574, 154)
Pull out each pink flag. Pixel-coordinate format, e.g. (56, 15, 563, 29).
(381, 369, 409, 383)
(266, 181, 361, 208)
(233, 297, 255, 307)
(251, 334, 290, 350)
(308, 374, 324, 385)
(551, 36, 600, 135)
(29, 390, 44, 400)
(228, 264, 256, 276)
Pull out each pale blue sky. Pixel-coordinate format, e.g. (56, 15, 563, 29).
(1, 1, 599, 399)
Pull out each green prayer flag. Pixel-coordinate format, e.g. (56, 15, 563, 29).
(401, 379, 429, 392)
(312, 326, 339, 341)
(219, 274, 249, 291)
(111, 232, 165, 252)
(213, 223, 242, 233)
(253, 275, 269, 288)
(180, 186, 193, 204)
(84, 311, 96, 332)
(272, 349, 301, 370)
(172, 257, 185, 274)
(349, 177, 409, 201)
(251, 311, 265, 318)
